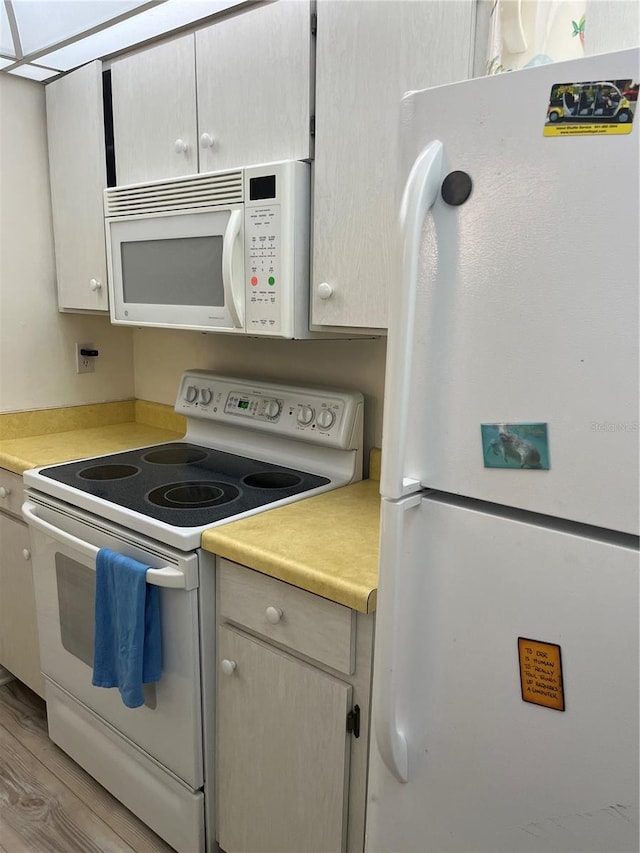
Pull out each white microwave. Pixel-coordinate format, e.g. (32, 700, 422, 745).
(104, 160, 312, 338)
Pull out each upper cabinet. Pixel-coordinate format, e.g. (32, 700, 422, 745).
(195, 0, 313, 173)
(310, 0, 476, 332)
(111, 1, 312, 185)
(111, 34, 198, 185)
(46, 61, 109, 312)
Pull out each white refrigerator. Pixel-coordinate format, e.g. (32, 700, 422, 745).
(366, 49, 639, 853)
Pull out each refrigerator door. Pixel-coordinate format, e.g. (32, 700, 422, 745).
(367, 493, 639, 853)
(381, 48, 639, 535)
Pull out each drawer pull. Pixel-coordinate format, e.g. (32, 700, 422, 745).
(22, 549, 31, 561)
(265, 606, 283, 625)
(0, 486, 11, 498)
(221, 659, 237, 676)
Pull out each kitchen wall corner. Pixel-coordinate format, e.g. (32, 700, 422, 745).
(0, 74, 134, 414)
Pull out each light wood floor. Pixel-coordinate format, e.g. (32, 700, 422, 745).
(0, 680, 175, 852)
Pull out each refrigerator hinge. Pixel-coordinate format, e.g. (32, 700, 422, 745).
(346, 704, 360, 738)
(310, 114, 316, 137)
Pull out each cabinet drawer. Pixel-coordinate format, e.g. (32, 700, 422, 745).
(0, 470, 25, 518)
(218, 560, 355, 674)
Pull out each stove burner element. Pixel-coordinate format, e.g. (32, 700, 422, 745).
(78, 464, 139, 481)
(40, 442, 331, 528)
(148, 481, 240, 509)
(243, 472, 302, 489)
(143, 445, 208, 465)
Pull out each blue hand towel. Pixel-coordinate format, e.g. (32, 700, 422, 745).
(92, 548, 162, 709)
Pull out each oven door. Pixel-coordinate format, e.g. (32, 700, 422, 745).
(23, 494, 203, 788)
(106, 204, 245, 332)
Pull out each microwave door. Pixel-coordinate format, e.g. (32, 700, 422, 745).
(106, 207, 245, 332)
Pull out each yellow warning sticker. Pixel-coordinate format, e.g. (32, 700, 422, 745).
(543, 78, 636, 137)
(518, 637, 565, 711)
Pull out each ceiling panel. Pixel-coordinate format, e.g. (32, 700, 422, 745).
(1, 0, 249, 77)
(0, 2, 15, 55)
(8, 62, 59, 80)
(12, 0, 152, 54)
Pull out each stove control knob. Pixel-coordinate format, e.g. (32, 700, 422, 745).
(185, 385, 198, 403)
(316, 409, 336, 430)
(265, 606, 283, 624)
(199, 388, 212, 405)
(264, 399, 281, 420)
(221, 659, 237, 676)
(297, 405, 315, 426)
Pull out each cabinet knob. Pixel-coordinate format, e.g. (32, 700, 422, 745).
(0, 486, 10, 498)
(200, 132, 215, 149)
(265, 606, 283, 625)
(317, 282, 333, 300)
(174, 138, 189, 154)
(221, 659, 237, 676)
(89, 278, 102, 291)
(22, 549, 31, 561)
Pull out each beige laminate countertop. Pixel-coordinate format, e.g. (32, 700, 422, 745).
(0, 400, 185, 475)
(1, 402, 381, 613)
(0, 422, 184, 475)
(202, 473, 381, 614)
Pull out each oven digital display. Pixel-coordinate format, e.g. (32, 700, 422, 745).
(237, 400, 250, 410)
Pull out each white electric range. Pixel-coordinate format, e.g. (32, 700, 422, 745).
(22, 371, 364, 853)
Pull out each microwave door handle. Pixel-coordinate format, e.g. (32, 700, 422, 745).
(22, 501, 186, 589)
(222, 210, 243, 328)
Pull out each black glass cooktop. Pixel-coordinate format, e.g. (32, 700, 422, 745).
(40, 443, 330, 527)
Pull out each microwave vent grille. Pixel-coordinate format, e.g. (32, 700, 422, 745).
(105, 170, 244, 216)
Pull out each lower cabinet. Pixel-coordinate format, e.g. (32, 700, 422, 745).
(216, 560, 374, 853)
(0, 470, 44, 697)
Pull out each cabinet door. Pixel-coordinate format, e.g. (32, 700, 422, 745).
(217, 626, 351, 853)
(0, 514, 44, 698)
(46, 61, 108, 312)
(111, 34, 198, 184)
(585, 0, 639, 54)
(195, 0, 312, 173)
(311, 0, 475, 330)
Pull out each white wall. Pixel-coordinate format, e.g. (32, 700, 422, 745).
(133, 328, 387, 463)
(0, 74, 134, 413)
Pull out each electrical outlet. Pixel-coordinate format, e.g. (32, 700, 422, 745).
(76, 342, 95, 374)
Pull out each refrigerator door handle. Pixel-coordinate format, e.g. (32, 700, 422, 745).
(381, 140, 443, 498)
(374, 493, 422, 783)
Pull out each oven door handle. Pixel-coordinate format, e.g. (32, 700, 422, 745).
(22, 501, 187, 589)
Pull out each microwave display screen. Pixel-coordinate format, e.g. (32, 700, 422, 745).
(249, 174, 276, 201)
(121, 236, 224, 306)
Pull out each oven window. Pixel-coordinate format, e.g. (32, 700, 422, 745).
(56, 552, 95, 668)
(121, 235, 224, 306)
(55, 553, 157, 708)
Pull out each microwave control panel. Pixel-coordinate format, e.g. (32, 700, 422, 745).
(245, 205, 282, 335)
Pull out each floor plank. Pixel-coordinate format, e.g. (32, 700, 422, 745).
(0, 681, 175, 852)
(0, 721, 138, 852)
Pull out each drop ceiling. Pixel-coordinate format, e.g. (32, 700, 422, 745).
(0, 0, 250, 82)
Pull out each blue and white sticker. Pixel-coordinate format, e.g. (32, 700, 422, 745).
(481, 423, 550, 470)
